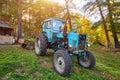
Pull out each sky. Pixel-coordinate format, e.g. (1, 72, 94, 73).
(50, 0, 101, 23)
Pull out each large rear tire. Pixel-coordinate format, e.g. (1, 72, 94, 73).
(78, 51, 95, 69)
(53, 50, 71, 77)
(35, 33, 48, 56)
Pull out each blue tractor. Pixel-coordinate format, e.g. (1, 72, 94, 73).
(34, 18, 95, 76)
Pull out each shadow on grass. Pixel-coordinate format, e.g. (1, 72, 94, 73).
(0, 63, 20, 77)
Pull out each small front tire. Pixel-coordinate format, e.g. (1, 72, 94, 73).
(53, 50, 71, 77)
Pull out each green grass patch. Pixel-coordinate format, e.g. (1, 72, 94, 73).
(0, 45, 119, 80)
(89, 45, 120, 80)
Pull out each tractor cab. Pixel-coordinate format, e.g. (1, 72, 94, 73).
(42, 18, 65, 42)
(42, 18, 64, 33)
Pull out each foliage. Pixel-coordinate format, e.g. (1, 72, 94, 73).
(63, 12, 96, 43)
(83, 0, 120, 48)
(0, 0, 119, 47)
(22, 0, 64, 37)
(0, 0, 64, 37)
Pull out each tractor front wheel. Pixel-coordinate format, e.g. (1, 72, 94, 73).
(78, 51, 95, 69)
(35, 33, 48, 56)
(53, 50, 71, 77)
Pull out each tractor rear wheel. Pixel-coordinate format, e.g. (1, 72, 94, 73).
(53, 50, 71, 77)
(35, 33, 48, 56)
(78, 51, 95, 69)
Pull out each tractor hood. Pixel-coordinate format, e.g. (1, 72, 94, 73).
(68, 32, 79, 50)
(67, 32, 87, 50)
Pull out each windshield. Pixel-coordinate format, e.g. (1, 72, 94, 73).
(53, 20, 64, 29)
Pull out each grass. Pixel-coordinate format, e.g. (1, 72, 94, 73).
(0, 45, 120, 80)
(89, 45, 120, 80)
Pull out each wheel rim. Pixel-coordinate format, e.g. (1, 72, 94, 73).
(54, 55, 65, 73)
(35, 39, 41, 54)
(79, 53, 91, 67)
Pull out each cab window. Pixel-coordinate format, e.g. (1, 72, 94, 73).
(52, 20, 64, 31)
(43, 20, 52, 29)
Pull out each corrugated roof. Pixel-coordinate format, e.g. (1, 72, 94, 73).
(0, 23, 12, 29)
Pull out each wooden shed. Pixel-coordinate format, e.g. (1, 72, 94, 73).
(0, 23, 15, 44)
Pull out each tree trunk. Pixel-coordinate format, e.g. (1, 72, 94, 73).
(17, 0, 22, 40)
(106, 0, 119, 48)
(65, 0, 72, 31)
(0, 3, 2, 19)
(96, 0, 110, 48)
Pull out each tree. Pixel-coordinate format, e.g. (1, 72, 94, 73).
(17, 0, 22, 39)
(0, 0, 64, 37)
(83, 0, 120, 48)
(21, 0, 64, 37)
(106, 0, 119, 48)
(83, 0, 110, 48)
(96, 0, 110, 48)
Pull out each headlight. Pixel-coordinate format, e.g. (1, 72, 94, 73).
(88, 43, 90, 47)
(69, 44, 72, 47)
(69, 44, 73, 52)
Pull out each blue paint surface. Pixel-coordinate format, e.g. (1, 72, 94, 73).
(68, 32, 79, 50)
(42, 18, 87, 53)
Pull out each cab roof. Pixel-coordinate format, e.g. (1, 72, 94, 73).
(44, 18, 65, 23)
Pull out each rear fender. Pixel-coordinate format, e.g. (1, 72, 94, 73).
(43, 29, 52, 42)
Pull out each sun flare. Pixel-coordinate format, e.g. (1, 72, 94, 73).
(46, 0, 65, 5)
